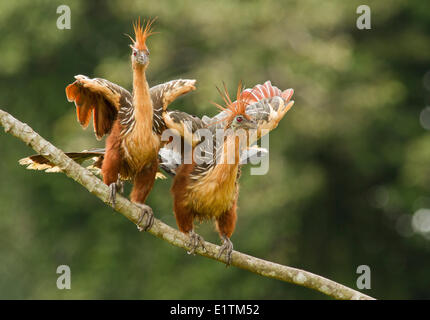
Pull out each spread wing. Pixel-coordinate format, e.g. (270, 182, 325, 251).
(66, 75, 132, 140)
(156, 80, 206, 146)
(149, 79, 206, 142)
(240, 80, 293, 104)
(150, 79, 197, 135)
(161, 80, 294, 146)
(202, 80, 294, 139)
(66, 76, 197, 139)
(247, 96, 294, 142)
(150, 79, 196, 111)
(162, 110, 206, 146)
(242, 81, 294, 139)
(25, 77, 198, 172)
(158, 145, 269, 177)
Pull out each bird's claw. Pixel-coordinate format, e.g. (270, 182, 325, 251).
(187, 230, 206, 255)
(108, 182, 117, 208)
(116, 178, 124, 194)
(136, 203, 154, 232)
(108, 179, 124, 208)
(217, 236, 233, 266)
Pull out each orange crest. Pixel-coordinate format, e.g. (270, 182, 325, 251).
(212, 81, 251, 127)
(131, 17, 157, 51)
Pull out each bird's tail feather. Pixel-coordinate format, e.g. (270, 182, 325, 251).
(19, 149, 105, 173)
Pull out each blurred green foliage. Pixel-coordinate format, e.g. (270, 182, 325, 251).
(1, 0, 430, 299)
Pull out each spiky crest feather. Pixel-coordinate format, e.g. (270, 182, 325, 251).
(211, 81, 251, 128)
(130, 17, 157, 51)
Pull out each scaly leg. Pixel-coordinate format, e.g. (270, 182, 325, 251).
(102, 123, 123, 208)
(107, 175, 124, 208)
(108, 182, 117, 208)
(215, 200, 237, 266)
(217, 235, 234, 265)
(116, 177, 124, 194)
(171, 163, 206, 254)
(131, 162, 157, 231)
(136, 203, 154, 232)
(187, 229, 206, 255)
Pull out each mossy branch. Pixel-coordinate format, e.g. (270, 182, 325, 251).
(0, 109, 375, 300)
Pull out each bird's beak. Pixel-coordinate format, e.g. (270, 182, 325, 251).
(131, 46, 149, 66)
(137, 51, 149, 65)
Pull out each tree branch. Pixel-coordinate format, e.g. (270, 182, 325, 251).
(0, 109, 375, 300)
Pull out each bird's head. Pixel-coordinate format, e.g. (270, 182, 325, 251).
(213, 82, 257, 132)
(128, 17, 156, 68)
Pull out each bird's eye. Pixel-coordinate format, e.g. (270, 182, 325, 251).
(133, 51, 137, 56)
(236, 116, 243, 122)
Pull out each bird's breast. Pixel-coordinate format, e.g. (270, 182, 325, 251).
(122, 127, 160, 172)
(185, 164, 239, 218)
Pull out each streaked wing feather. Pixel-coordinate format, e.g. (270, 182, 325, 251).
(18, 151, 106, 172)
(150, 79, 196, 111)
(150, 79, 197, 135)
(66, 75, 132, 140)
(163, 110, 206, 146)
(204, 81, 295, 136)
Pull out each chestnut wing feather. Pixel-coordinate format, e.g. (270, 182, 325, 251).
(66, 75, 132, 140)
(66, 76, 197, 139)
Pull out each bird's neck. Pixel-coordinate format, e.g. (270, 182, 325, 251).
(203, 136, 241, 187)
(132, 65, 153, 136)
(223, 135, 242, 164)
(211, 135, 242, 175)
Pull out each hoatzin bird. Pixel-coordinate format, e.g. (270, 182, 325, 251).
(62, 18, 198, 231)
(168, 81, 295, 264)
(20, 79, 293, 264)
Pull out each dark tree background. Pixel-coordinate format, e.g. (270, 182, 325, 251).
(1, 0, 429, 299)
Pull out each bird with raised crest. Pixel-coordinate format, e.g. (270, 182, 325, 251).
(20, 79, 293, 249)
(62, 18, 198, 231)
(169, 81, 295, 264)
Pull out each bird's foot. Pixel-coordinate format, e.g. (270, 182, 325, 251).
(135, 203, 154, 232)
(108, 182, 117, 208)
(116, 178, 124, 194)
(108, 179, 124, 208)
(217, 236, 233, 266)
(187, 230, 206, 255)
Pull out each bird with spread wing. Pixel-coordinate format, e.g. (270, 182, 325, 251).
(19, 36, 295, 259)
(20, 79, 293, 248)
(165, 81, 294, 264)
(21, 18, 202, 231)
